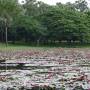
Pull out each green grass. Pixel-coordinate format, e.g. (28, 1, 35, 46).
(0, 43, 55, 51)
(0, 43, 90, 51)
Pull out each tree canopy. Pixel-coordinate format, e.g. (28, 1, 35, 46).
(0, 0, 90, 45)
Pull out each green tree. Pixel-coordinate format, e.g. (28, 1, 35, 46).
(74, 0, 88, 12)
(40, 4, 90, 44)
(0, 0, 22, 46)
(13, 15, 46, 45)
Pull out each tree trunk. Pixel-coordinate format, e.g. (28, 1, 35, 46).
(37, 39, 40, 46)
(1, 22, 3, 42)
(5, 26, 8, 46)
(5, 19, 8, 46)
(1, 29, 3, 42)
(37, 37, 41, 46)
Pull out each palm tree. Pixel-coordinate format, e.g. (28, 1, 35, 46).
(0, 0, 22, 46)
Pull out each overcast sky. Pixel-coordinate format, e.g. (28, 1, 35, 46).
(37, 0, 90, 6)
(19, 0, 90, 6)
(37, 0, 77, 5)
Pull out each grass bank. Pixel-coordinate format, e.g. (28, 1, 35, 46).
(0, 43, 90, 51)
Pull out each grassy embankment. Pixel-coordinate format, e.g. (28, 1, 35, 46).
(0, 43, 90, 51)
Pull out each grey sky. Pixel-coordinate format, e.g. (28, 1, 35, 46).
(37, 0, 76, 5)
(19, 0, 90, 6)
(37, 0, 90, 6)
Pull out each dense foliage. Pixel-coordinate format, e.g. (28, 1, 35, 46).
(0, 0, 90, 45)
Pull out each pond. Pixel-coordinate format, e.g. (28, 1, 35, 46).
(0, 49, 90, 90)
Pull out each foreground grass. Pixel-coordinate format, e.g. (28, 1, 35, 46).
(0, 43, 55, 51)
(0, 43, 90, 51)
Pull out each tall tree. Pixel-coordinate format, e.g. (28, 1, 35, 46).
(0, 0, 22, 46)
(74, 0, 88, 12)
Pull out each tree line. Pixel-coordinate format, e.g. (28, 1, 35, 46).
(0, 0, 90, 45)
